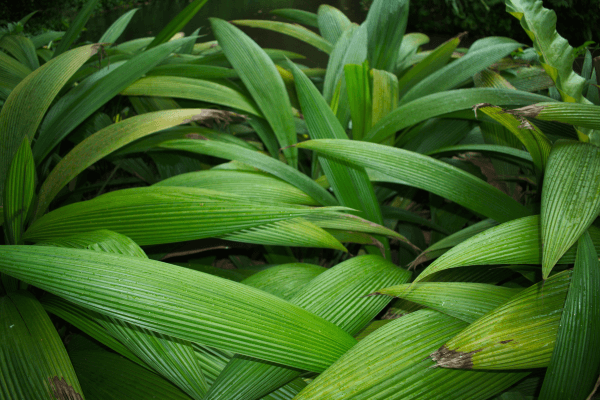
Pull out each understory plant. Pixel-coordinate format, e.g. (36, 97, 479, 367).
(0, 0, 599, 399)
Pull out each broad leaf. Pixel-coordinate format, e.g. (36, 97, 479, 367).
(0, 246, 357, 373)
(364, 0, 409, 72)
(538, 231, 600, 399)
(296, 139, 530, 223)
(25, 187, 346, 246)
(541, 140, 600, 278)
(317, 5, 351, 45)
(241, 263, 326, 300)
(270, 9, 318, 27)
(1, 291, 84, 400)
(432, 272, 571, 370)
(508, 102, 600, 131)
(53, 0, 101, 57)
(295, 310, 527, 400)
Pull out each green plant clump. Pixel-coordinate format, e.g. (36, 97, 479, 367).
(1, 0, 599, 399)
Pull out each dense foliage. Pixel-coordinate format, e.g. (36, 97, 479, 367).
(1, 0, 599, 399)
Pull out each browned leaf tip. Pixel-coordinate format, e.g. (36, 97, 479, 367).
(182, 110, 242, 126)
(429, 345, 481, 369)
(502, 104, 544, 119)
(49, 376, 84, 400)
(472, 103, 497, 119)
(361, 291, 382, 298)
(408, 252, 430, 270)
(499, 339, 514, 344)
(185, 133, 209, 140)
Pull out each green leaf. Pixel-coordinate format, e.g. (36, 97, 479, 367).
(25, 187, 347, 246)
(158, 139, 338, 206)
(414, 215, 600, 283)
(296, 139, 530, 223)
(431, 271, 571, 369)
(270, 9, 319, 27)
(146, 0, 208, 49)
(317, 5, 351, 45)
(0, 246, 357, 373)
(241, 263, 326, 301)
(97, 316, 209, 400)
(232, 20, 332, 54)
(401, 38, 522, 103)
(473, 103, 551, 173)
(0, 49, 32, 82)
(3, 137, 35, 244)
(69, 344, 194, 400)
(43, 294, 149, 367)
(210, 18, 297, 168)
(145, 64, 237, 80)
(33, 38, 196, 163)
(508, 102, 600, 130)
(364, 0, 409, 72)
(344, 62, 372, 140)
(205, 255, 411, 400)
(121, 76, 262, 115)
(38, 229, 148, 258)
(294, 310, 527, 400)
(397, 35, 460, 98)
(155, 170, 320, 205)
(395, 32, 430, 74)
(1, 291, 84, 400)
(30, 31, 65, 49)
(541, 140, 600, 278)
(365, 88, 556, 143)
(221, 217, 348, 251)
(370, 282, 522, 323)
(371, 68, 398, 126)
(99, 8, 139, 43)
(505, 0, 589, 103)
(538, 231, 600, 400)
(381, 206, 449, 234)
(0, 44, 98, 206)
(0, 35, 39, 70)
(35, 109, 221, 217)
(53, 0, 101, 57)
(426, 144, 534, 167)
(289, 62, 387, 254)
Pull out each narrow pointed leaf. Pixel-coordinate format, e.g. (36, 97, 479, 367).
(0, 35, 39, 70)
(36, 109, 221, 217)
(121, 76, 262, 116)
(146, 64, 238, 79)
(365, 88, 556, 143)
(371, 68, 398, 126)
(1, 291, 84, 400)
(53, 0, 101, 57)
(3, 137, 35, 244)
(295, 310, 527, 400)
(0, 44, 98, 205)
(317, 5, 351, 45)
(155, 170, 320, 205)
(158, 139, 338, 206)
(541, 140, 600, 278)
(221, 217, 348, 251)
(296, 139, 530, 223)
(34, 38, 196, 163)
(210, 18, 297, 168)
(364, 0, 409, 72)
(414, 215, 600, 283)
(25, 187, 345, 245)
(99, 8, 139, 43)
(38, 229, 148, 259)
(270, 9, 318, 27)
(290, 62, 385, 246)
(431, 271, 571, 369)
(539, 231, 600, 400)
(232, 20, 332, 53)
(397, 36, 460, 98)
(344, 62, 372, 140)
(371, 283, 522, 323)
(0, 246, 357, 373)
(146, 0, 208, 49)
(401, 38, 522, 103)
